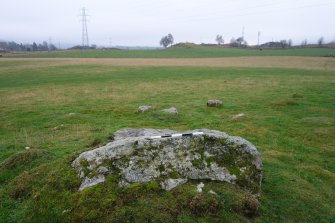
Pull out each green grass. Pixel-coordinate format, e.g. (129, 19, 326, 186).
(0, 61, 334, 222)
(4, 46, 335, 58)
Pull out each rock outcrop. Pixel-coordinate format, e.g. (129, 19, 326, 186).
(72, 128, 262, 193)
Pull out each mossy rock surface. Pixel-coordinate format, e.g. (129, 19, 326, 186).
(72, 128, 262, 193)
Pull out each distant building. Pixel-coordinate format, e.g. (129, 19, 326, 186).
(0, 48, 9, 53)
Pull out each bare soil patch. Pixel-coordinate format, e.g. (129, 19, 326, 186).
(1, 57, 335, 71)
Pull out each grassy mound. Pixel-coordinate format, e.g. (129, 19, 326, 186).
(5, 158, 257, 222)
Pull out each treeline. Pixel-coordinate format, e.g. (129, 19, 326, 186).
(0, 41, 57, 52)
(213, 34, 332, 49)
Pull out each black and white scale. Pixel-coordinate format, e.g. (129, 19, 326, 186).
(146, 132, 204, 140)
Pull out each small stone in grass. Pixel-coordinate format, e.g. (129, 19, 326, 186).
(197, 182, 205, 193)
(138, 105, 152, 113)
(53, 124, 64, 131)
(207, 99, 223, 107)
(233, 113, 245, 120)
(161, 107, 178, 114)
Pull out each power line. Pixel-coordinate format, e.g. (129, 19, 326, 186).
(80, 7, 89, 47)
(258, 31, 261, 46)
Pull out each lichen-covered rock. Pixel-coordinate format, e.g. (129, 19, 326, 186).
(207, 100, 223, 107)
(72, 128, 262, 193)
(79, 175, 105, 191)
(161, 179, 188, 191)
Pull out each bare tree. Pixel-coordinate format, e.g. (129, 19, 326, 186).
(32, 42, 38, 51)
(318, 37, 324, 47)
(49, 44, 57, 51)
(37, 41, 49, 51)
(230, 38, 237, 47)
(160, 33, 174, 48)
(216, 35, 224, 45)
(288, 39, 293, 47)
(230, 37, 247, 47)
(237, 37, 247, 47)
(280, 40, 288, 48)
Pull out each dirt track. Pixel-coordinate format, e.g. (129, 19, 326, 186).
(1, 57, 335, 71)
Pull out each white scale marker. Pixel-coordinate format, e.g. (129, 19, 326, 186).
(147, 132, 204, 140)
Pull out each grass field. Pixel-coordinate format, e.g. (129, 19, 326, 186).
(0, 57, 334, 222)
(4, 46, 335, 58)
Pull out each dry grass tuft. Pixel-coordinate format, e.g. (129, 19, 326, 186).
(9, 171, 33, 200)
(189, 193, 219, 217)
(292, 93, 304, 98)
(301, 117, 335, 125)
(233, 195, 260, 218)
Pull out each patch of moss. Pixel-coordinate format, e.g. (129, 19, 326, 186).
(79, 158, 90, 177)
(211, 150, 237, 169)
(87, 169, 98, 178)
(235, 165, 261, 193)
(198, 149, 205, 159)
(191, 158, 205, 169)
(158, 164, 165, 172)
(205, 155, 220, 167)
(107, 134, 115, 141)
(157, 167, 181, 181)
(167, 171, 180, 179)
(132, 149, 140, 156)
(136, 159, 145, 167)
(79, 158, 89, 168)
(90, 138, 102, 147)
(145, 180, 160, 192)
(101, 159, 122, 178)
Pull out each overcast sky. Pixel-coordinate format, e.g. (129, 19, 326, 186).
(1, 0, 335, 47)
